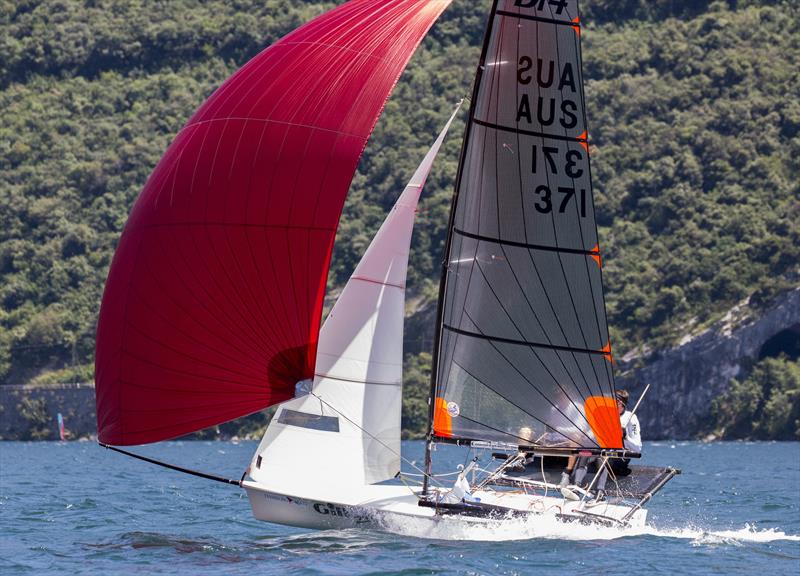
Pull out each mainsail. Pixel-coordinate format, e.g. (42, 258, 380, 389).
(95, 0, 452, 446)
(430, 0, 623, 451)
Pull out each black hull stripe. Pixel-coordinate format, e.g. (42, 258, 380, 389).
(454, 227, 597, 257)
(443, 323, 607, 357)
(495, 10, 580, 28)
(472, 118, 586, 144)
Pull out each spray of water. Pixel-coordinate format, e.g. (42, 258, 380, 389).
(378, 512, 800, 544)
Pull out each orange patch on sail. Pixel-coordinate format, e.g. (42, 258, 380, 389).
(433, 397, 452, 438)
(576, 130, 589, 153)
(601, 341, 613, 363)
(584, 396, 623, 449)
(590, 244, 602, 268)
(571, 17, 581, 37)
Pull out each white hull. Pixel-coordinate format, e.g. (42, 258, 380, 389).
(242, 480, 647, 532)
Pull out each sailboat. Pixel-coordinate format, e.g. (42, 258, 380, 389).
(96, 0, 678, 532)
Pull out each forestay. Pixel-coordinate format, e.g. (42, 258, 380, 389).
(431, 0, 622, 450)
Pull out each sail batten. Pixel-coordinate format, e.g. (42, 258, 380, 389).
(431, 0, 620, 451)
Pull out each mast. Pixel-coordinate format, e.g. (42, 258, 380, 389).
(424, 0, 623, 492)
(423, 0, 501, 497)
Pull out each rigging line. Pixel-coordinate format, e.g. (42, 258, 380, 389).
(99, 443, 241, 486)
(308, 392, 446, 491)
(456, 315, 599, 448)
(470, 258, 597, 434)
(314, 372, 401, 387)
(449, 359, 589, 447)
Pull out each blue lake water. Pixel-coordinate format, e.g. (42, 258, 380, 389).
(1, 440, 798, 575)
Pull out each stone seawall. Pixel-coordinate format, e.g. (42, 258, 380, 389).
(0, 384, 96, 440)
(2, 289, 797, 441)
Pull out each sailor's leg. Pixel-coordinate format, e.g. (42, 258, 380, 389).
(572, 456, 590, 486)
(560, 456, 577, 487)
(595, 463, 609, 492)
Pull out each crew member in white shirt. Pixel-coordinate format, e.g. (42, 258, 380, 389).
(618, 389, 642, 453)
(567, 389, 642, 501)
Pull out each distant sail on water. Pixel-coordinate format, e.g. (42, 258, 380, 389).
(431, 0, 622, 450)
(94, 0, 453, 446)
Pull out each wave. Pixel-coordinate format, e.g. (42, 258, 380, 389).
(378, 512, 800, 544)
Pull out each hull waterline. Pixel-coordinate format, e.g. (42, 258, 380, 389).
(242, 481, 647, 532)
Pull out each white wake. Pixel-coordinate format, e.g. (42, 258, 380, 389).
(379, 513, 800, 544)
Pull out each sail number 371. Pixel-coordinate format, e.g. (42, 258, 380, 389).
(530, 145, 586, 217)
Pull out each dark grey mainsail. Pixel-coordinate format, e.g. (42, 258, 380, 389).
(429, 0, 621, 453)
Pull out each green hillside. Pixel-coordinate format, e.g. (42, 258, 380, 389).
(1, 1, 797, 438)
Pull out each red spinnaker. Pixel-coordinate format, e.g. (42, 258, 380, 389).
(95, 0, 452, 445)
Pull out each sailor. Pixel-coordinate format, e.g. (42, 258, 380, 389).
(565, 389, 642, 501)
(617, 389, 642, 454)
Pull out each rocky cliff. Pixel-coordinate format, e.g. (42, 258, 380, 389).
(616, 288, 800, 439)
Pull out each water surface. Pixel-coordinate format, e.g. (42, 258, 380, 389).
(1, 441, 798, 574)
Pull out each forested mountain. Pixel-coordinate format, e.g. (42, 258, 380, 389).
(1, 1, 797, 437)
